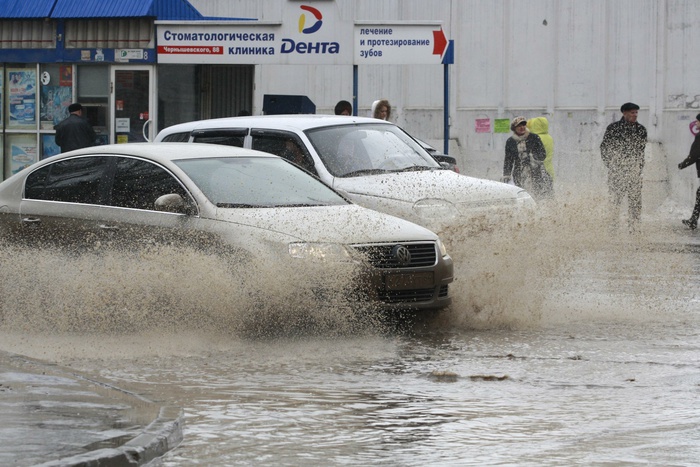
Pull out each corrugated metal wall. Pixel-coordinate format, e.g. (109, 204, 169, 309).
(191, 0, 700, 208)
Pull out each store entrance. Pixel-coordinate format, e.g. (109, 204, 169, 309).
(111, 66, 156, 143)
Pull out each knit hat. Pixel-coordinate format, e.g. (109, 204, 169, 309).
(510, 116, 527, 131)
(68, 103, 82, 113)
(620, 102, 639, 112)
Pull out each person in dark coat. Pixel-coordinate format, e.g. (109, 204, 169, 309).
(502, 116, 552, 200)
(54, 103, 96, 153)
(678, 113, 700, 230)
(334, 100, 352, 116)
(600, 102, 648, 233)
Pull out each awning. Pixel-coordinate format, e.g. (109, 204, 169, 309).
(0, 0, 223, 20)
(50, 0, 203, 20)
(0, 0, 56, 18)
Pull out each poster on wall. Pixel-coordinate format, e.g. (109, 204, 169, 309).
(42, 134, 60, 159)
(59, 65, 73, 86)
(10, 134, 38, 174)
(40, 85, 72, 129)
(8, 69, 37, 127)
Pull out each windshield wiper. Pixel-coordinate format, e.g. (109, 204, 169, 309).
(216, 203, 258, 208)
(340, 169, 388, 177)
(393, 166, 435, 172)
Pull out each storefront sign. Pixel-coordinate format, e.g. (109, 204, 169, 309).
(353, 24, 450, 65)
(117, 49, 145, 62)
(157, 3, 349, 65)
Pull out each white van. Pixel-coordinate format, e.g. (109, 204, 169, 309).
(155, 115, 535, 233)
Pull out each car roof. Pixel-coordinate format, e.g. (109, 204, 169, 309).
(156, 114, 390, 137)
(50, 143, 278, 163)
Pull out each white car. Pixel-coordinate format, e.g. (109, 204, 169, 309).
(0, 143, 453, 311)
(155, 115, 535, 233)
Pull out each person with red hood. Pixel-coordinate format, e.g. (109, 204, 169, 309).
(678, 113, 700, 230)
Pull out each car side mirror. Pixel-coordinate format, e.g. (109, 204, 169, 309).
(155, 193, 188, 214)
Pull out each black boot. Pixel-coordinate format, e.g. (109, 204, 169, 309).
(682, 218, 697, 230)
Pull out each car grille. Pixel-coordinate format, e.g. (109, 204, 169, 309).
(378, 288, 437, 303)
(351, 242, 437, 269)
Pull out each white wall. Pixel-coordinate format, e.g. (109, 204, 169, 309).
(190, 0, 700, 212)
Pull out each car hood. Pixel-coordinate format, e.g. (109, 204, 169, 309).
(213, 203, 437, 243)
(332, 170, 525, 204)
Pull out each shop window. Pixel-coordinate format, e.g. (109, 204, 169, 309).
(40, 64, 73, 131)
(5, 66, 37, 131)
(5, 134, 38, 178)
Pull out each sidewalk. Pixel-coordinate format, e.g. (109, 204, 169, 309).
(0, 351, 182, 467)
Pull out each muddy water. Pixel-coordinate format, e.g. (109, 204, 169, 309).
(1, 195, 699, 465)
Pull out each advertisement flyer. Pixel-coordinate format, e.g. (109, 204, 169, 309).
(8, 69, 37, 127)
(40, 85, 71, 129)
(10, 134, 37, 174)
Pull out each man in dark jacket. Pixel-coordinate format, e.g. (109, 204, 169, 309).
(678, 113, 700, 230)
(54, 103, 96, 153)
(600, 102, 648, 233)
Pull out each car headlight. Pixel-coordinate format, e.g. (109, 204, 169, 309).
(288, 242, 354, 262)
(436, 238, 449, 258)
(516, 190, 536, 207)
(413, 198, 458, 220)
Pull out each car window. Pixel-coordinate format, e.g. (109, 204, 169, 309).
(305, 123, 439, 177)
(192, 129, 247, 147)
(250, 129, 316, 174)
(174, 156, 347, 208)
(24, 156, 111, 204)
(160, 131, 191, 143)
(109, 157, 192, 211)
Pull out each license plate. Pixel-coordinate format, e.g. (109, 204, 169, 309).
(385, 272, 434, 290)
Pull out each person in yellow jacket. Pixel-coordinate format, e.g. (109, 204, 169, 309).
(527, 117, 555, 181)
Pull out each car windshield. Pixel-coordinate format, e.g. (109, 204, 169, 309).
(305, 123, 440, 177)
(174, 156, 349, 208)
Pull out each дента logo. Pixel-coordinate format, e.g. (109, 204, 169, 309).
(298, 5, 322, 34)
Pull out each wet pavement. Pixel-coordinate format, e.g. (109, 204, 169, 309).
(0, 350, 183, 467)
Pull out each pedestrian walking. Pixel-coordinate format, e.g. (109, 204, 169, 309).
(54, 103, 96, 153)
(502, 116, 553, 200)
(527, 117, 556, 181)
(371, 99, 391, 121)
(600, 102, 648, 233)
(678, 113, 700, 230)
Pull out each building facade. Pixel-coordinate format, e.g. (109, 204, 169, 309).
(2, 0, 699, 210)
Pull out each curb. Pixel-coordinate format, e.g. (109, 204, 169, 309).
(36, 406, 184, 467)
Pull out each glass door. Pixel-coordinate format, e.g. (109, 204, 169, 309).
(111, 66, 156, 143)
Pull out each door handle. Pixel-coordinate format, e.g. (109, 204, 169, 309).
(21, 217, 41, 224)
(143, 119, 152, 142)
(98, 224, 120, 231)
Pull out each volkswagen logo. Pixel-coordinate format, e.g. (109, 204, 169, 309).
(392, 245, 412, 266)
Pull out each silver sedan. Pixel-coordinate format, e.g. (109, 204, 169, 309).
(0, 143, 453, 312)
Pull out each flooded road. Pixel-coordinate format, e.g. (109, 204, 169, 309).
(1, 200, 699, 465)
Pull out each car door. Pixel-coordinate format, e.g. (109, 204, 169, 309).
(97, 156, 203, 249)
(191, 128, 249, 147)
(250, 129, 317, 175)
(19, 156, 113, 247)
